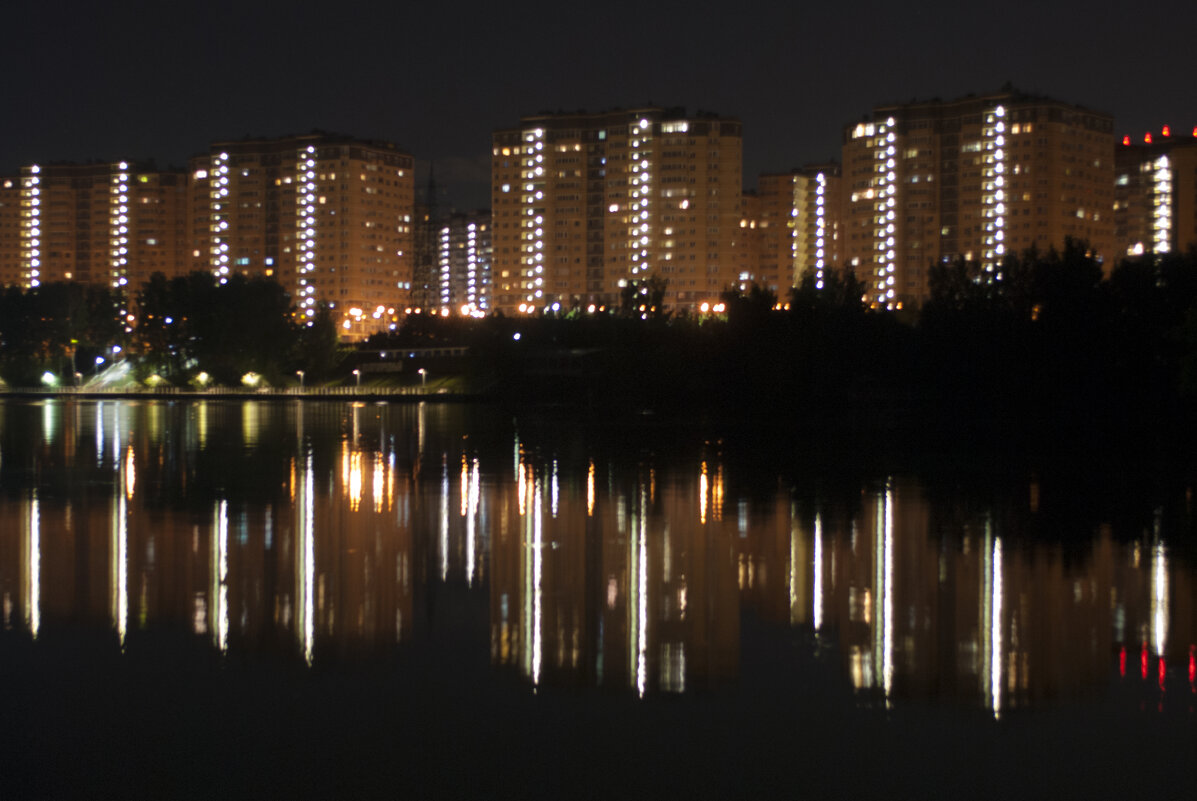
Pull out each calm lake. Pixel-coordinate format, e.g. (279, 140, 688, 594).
(0, 398, 1192, 798)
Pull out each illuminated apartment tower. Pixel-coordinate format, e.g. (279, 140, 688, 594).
(6, 162, 191, 295)
(751, 165, 842, 295)
(191, 133, 415, 335)
(841, 90, 1115, 308)
(437, 211, 492, 314)
(492, 108, 743, 314)
(1114, 126, 1197, 257)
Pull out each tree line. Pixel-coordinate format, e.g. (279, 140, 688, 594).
(4, 246, 1197, 446)
(0, 272, 339, 387)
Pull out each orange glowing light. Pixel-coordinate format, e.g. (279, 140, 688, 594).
(1162, 125, 1171, 137)
(1122, 136, 1131, 146)
(1144, 132, 1153, 144)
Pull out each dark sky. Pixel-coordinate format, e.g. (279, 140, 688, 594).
(3, 1, 1194, 209)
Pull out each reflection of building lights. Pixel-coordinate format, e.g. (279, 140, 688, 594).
(812, 512, 823, 632)
(27, 493, 40, 638)
(587, 460, 596, 517)
(1152, 542, 1169, 657)
(213, 499, 228, 653)
(299, 452, 315, 664)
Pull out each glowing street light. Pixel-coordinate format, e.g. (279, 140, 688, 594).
(296, 369, 305, 389)
(417, 368, 427, 390)
(352, 369, 361, 390)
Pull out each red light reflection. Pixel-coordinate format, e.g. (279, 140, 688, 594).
(1119, 645, 1127, 678)
(1141, 642, 1149, 680)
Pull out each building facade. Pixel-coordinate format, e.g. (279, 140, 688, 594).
(0, 133, 415, 340)
(192, 133, 415, 335)
(841, 90, 1115, 308)
(747, 164, 842, 296)
(437, 211, 492, 314)
(491, 108, 743, 314)
(1114, 127, 1197, 257)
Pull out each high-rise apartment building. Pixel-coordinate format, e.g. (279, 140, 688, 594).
(191, 133, 415, 332)
(0, 132, 416, 340)
(5, 161, 191, 293)
(841, 90, 1115, 308)
(492, 108, 743, 314)
(1114, 127, 1197, 257)
(437, 211, 491, 314)
(747, 165, 842, 296)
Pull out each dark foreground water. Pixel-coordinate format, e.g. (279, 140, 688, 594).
(0, 399, 1193, 799)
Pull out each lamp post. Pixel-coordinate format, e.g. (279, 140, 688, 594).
(417, 368, 427, 391)
(353, 369, 361, 390)
(296, 370, 305, 390)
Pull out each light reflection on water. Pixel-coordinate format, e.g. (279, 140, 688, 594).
(0, 398, 1194, 715)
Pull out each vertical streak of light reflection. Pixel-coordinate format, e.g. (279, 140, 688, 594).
(1152, 542, 1169, 658)
(440, 459, 449, 581)
(301, 451, 315, 665)
(467, 458, 479, 586)
(551, 460, 559, 518)
(373, 453, 384, 514)
(637, 484, 648, 698)
(699, 462, 708, 525)
(95, 401, 104, 464)
(214, 499, 228, 653)
(461, 455, 469, 518)
(882, 483, 894, 700)
(28, 492, 40, 638)
(587, 460, 595, 517)
(991, 534, 1004, 719)
(789, 507, 798, 625)
(813, 512, 824, 632)
(522, 467, 532, 679)
(532, 477, 543, 686)
(114, 448, 129, 647)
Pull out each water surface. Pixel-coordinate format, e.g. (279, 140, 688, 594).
(0, 399, 1192, 797)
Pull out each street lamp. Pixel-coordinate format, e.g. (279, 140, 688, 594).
(353, 369, 361, 390)
(296, 369, 305, 390)
(417, 368, 427, 390)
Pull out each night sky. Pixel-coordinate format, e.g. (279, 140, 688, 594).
(3, 1, 1194, 209)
